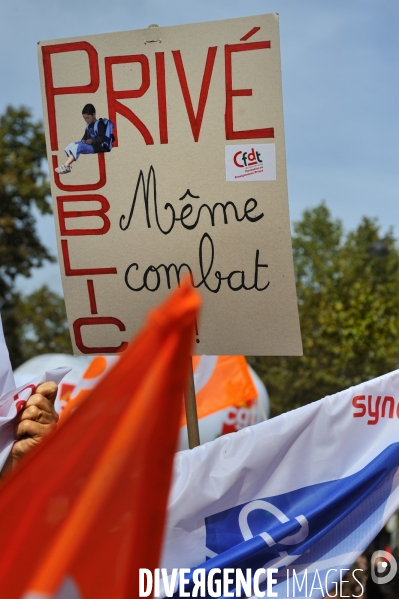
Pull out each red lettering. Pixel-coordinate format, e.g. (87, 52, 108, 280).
(15, 401, 26, 414)
(172, 47, 218, 142)
(57, 195, 111, 236)
(240, 27, 261, 42)
(247, 148, 257, 164)
(155, 52, 168, 144)
(87, 280, 98, 315)
(352, 395, 366, 418)
(233, 151, 243, 167)
(14, 385, 36, 401)
(13, 384, 36, 413)
(382, 396, 395, 419)
(73, 317, 128, 354)
(354, 393, 398, 422)
(41, 42, 99, 151)
(52, 153, 106, 192)
(367, 395, 381, 425)
(61, 239, 117, 276)
(105, 54, 153, 146)
(224, 41, 274, 140)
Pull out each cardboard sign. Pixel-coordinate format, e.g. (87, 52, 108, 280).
(38, 14, 302, 356)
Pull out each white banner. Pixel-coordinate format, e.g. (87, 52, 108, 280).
(161, 369, 399, 597)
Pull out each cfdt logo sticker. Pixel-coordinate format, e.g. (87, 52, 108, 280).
(225, 143, 276, 182)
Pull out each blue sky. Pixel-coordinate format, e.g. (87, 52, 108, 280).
(1, 0, 398, 295)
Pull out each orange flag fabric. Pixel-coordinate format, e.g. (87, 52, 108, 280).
(0, 280, 200, 599)
(188, 355, 257, 423)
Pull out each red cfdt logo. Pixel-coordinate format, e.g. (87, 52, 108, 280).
(233, 148, 263, 168)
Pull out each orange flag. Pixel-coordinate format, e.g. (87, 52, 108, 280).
(188, 355, 257, 423)
(0, 280, 200, 599)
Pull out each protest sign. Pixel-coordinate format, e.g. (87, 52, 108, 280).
(38, 14, 302, 356)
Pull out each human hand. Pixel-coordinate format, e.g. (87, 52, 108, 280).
(2, 382, 59, 476)
(85, 138, 93, 145)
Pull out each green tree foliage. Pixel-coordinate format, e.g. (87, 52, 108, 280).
(0, 106, 55, 365)
(251, 203, 399, 416)
(12, 286, 72, 364)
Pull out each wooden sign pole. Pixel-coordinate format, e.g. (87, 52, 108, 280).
(184, 358, 200, 449)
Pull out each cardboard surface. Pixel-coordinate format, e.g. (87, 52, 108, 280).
(38, 14, 302, 356)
